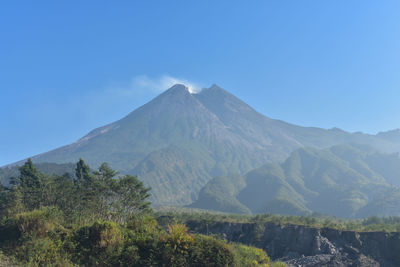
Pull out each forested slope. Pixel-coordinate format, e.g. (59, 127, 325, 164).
(192, 144, 400, 218)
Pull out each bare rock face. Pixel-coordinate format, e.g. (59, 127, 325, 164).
(184, 221, 400, 267)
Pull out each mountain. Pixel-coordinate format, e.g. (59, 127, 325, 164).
(191, 144, 400, 218)
(4, 84, 400, 205)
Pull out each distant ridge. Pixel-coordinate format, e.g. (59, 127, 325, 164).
(4, 84, 400, 205)
(192, 144, 400, 218)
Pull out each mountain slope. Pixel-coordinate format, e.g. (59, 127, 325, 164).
(5, 84, 400, 205)
(190, 174, 250, 214)
(192, 144, 400, 218)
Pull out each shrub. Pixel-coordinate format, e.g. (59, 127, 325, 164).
(17, 237, 74, 267)
(119, 243, 141, 266)
(127, 214, 159, 234)
(231, 243, 270, 267)
(160, 224, 195, 266)
(73, 221, 123, 266)
(2, 207, 73, 265)
(15, 206, 64, 238)
(190, 234, 235, 267)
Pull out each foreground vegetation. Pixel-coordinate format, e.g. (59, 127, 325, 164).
(0, 159, 284, 266)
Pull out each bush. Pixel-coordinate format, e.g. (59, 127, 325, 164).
(231, 243, 270, 267)
(121, 216, 164, 266)
(190, 235, 235, 267)
(4, 208, 73, 266)
(15, 206, 64, 238)
(73, 221, 123, 266)
(160, 224, 195, 266)
(119, 243, 141, 266)
(122, 223, 238, 267)
(127, 214, 159, 234)
(1, 213, 274, 267)
(18, 237, 74, 267)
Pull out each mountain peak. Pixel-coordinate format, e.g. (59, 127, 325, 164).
(209, 84, 223, 90)
(164, 84, 190, 94)
(195, 84, 258, 115)
(152, 84, 196, 102)
(199, 84, 227, 94)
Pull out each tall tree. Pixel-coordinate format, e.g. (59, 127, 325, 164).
(15, 159, 44, 210)
(75, 158, 91, 186)
(0, 185, 10, 216)
(114, 174, 151, 222)
(92, 163, 119, 219)
(51, 173, 75, 218)
(74, 158, 97, 222)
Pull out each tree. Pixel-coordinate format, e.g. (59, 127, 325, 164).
(94, 163, 119, 184)
(92, 163, 119, 220)
(74, 158, 97, 222)
(75, 158, 92, 187)
(3, 159, 152, 224)
(50, 173, 75, 218)
(0, 185, 10, 216)
(12, 159, 44, 210)
(113, 174, 151, 222)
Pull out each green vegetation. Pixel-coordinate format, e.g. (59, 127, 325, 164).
(192, 144, 400, 218)
(2, 158, 151, 223)
(190, 174, 251, 214)
(0, 159, 281, 266)
(155, 209, 400, 233)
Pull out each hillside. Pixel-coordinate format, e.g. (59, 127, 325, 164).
(192, 144, 400, 218)
(4, 84, 400, 205)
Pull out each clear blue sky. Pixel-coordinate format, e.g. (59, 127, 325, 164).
(1, 1, 400, 166)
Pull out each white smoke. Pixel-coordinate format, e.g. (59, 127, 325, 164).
(131, 74, 200, 94)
